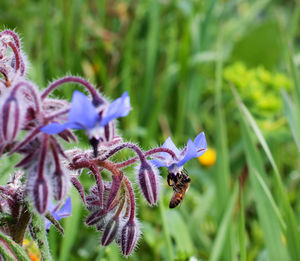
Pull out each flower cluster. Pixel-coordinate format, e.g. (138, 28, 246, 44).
(0, 30, 207, 257)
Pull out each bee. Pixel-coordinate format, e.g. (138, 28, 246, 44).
(167, 169, 191, 208)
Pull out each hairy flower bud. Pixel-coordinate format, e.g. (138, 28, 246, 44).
(105, 173, 123, 210)
(32, 177, 49, 214)
(121, 220, 140, 256)
(51, 170, 68, 201)
(95, 216, 107, 231)
(101, 217, 119, 246)
(138, 162, 159, 206)
(85, 209, 107, 226)
(2, 95, 21, 142)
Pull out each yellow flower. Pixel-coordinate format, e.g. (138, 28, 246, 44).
(198, 148, 216, 167)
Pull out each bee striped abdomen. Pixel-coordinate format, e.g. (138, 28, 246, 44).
(169, 193, 184, 208)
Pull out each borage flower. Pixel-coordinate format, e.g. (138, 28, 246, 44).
(41, 90, 131, 136)
(152, 132, 207, 174)
(41, 90, 131, 155)
(45, 196, 72, 232)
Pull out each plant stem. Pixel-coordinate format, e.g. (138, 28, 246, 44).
(29, 204, 52, 261)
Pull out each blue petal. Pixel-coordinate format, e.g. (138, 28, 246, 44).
(162, 137, 180, 156)
(68, 91, 99, 129)
(151, 159, 168, 168)
(40, 121, 82, 134)
(100, 92, 132, 126)
(177, 139, 198, 166)
(193, 132, 207, 157)
(56, 196, 72, 218)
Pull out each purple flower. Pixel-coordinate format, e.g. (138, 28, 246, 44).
(152, 132, 207, 173)
(40, 91, 131, 136)
(45, 196, 72, 231)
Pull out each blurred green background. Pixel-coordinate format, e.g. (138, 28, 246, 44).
(1, 0, 300, 260)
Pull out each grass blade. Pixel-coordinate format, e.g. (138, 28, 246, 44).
(240, 118, 289, 261)
(209, 183, 238, 261)
(58, 189, 82, 261)
(233, 87, 300, 260)
(281, 90, 300, 153)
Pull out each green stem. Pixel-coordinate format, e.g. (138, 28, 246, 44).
(29, 204, 52, 261)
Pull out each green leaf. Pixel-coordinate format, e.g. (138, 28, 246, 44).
(58, 188, 82, 261)
(234, 87, 300, 260)
(166, 210, 194, 255)
(238, 108, 289, 261)
(281, 90, 300, 153)
(209, 183, 238, 261)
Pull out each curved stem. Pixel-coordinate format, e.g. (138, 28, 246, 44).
(41, 76, 104, 104)
(71, 177, 86, 203)
(7, 42, 20, 73)
(0, 30, 20, 49)
(145, 147, 178, 159)
(70, 159, 104, 208)
(97, 142, 147, 164)
(116, 157, 138, 168)
(116, 147, 178, 168)
(11, 81, 42, 113)
(0, 67, 10, 87)
(96, 159, 123, 178)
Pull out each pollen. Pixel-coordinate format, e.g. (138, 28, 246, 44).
(198, 148, 216, 167)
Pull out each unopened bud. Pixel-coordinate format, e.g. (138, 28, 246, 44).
(121, 220, 140, 256)
(138, 162, 159, 205)
(105, 174, 123, 210)
(32, 177, 49, 214)
(85, 209, 107, 226)
(2, 96, 21, 142)
(51, 170, 68, 201)
(101, 217, 119, 246)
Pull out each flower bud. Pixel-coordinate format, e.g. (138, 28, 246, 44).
(51, 170, 68, 201)
(86, 195, 102, 211)
(101, 217, 119, 246)
(95, 216, 107, 231)
(2, 96, 21, 142)
(105, 173, 123, 210)
(85, 209, 107, 226)
(138, 162, 159, 205)
(121, 220, 140, 256)
(32, 177, 49, 214)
